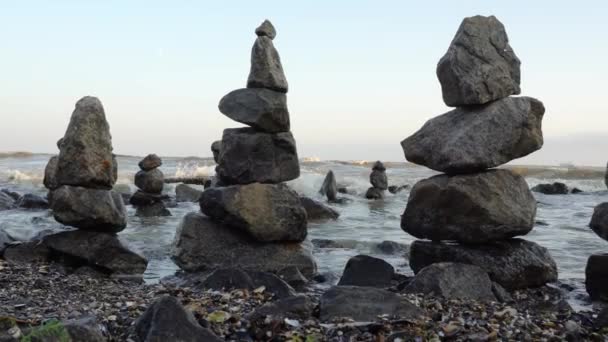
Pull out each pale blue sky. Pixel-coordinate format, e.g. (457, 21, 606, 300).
(1, 1, 607, 165)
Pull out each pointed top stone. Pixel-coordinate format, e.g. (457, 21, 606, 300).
(372, 161, 386, 171)
(255, 20, 276, 40)
(437, 15, 521, 107)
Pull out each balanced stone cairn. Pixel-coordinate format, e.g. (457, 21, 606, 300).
(399, 16, 557, 291)
(130, 154, 171, 217)
(365, 161, 388, 199)
(39, 96, 147, 276)
(172, 20, 316, 279)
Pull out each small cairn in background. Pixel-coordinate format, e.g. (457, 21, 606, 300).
(131, 154, 170, 217)
(365, 161, 388, 199)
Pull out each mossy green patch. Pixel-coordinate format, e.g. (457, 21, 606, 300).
(20, 319, 70, 342)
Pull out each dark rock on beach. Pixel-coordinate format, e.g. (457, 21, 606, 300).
(404, 262, 496, 301)
(409, 239, 558, 290)
(211, 140, 222, 164)
(17, 193, 49, 209)
(388, 185, 409, 194)
(585, 253, 608, 301)
(55, 96, 116, 189)
(51, 185, 127, 233)
(217, 128, 299, 185)
(437, 15, 521, 106)
(248, 295, 314, 322)
(532, 182, 569, 195)
(401, 96, 544, 174)
(0, 191, 15, 210)
(135, 202, 171, 217)
(255, 19, 276, 40)
(201, 268, 296, 299)
(248, 36, 288, 93)
(138, 153, 162, 171)
(172, 212, 316, 278)
(319, 286, 422, 322)
(370, 170, 388, 190)
(43, 155, 60, 190)
(135, 169, 164, 194)
(135, 296, 222, 342)
(375, 240, 408, 255)
(319, 170, 338, 202)
(365, 187, 384, 200)
(219, 88, 290, 133)
(129, 190, 168, 206)
(175, 183, 202, 202)
(338, 255, 395, 288)
(300, 196, 339, 221)
(402, 170, 536, 244)
(0, 229, 15, 255)
(200, 183, 307, 242)
(590, 202, 608, 241)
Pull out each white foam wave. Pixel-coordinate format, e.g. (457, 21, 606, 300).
(173, 162, 215, 178)
(5, 169, 42, 183)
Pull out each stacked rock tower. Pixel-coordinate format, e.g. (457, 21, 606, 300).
(172, 20, 316, 278)
(400, 16, 557, 291)
(45, 97, 127, 232)
(130, 154, 170, 217)
(365, 161, 388, 199)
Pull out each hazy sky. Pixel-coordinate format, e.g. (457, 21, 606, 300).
(1, 1, 607, 165)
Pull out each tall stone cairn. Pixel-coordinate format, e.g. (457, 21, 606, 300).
(399, 15, 557, 291)
(44, 97, 127, 233)
(172, 20, 316, 278)
(130, 154, 171, 217)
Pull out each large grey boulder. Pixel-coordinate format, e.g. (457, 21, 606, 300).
(211, 140, 221, 164)
(402, 170, 536, 243)
(219, 88, 290, 133)
(175, 184, 202, 202)
(590, 202, 608, 241)
(217, 128, 299, 185)
(247, 36, 288, 93)
(338, 255, 395, 288)
(135, 296, 222, 342)
(255, 19, 276, 40)
(319, 170, 338, 201)
(139, 154, 162, 171)
(56, 96, 116, 189)
(299, 196, 339, 221)
(172, 212, 316, 278)
(43, 230, 148, 276)
(401, 96, 544, 174)
(43, 155, 60, 190)
(437, 15, 521, 107)
(409, 239, 558, 290)
(404, 262, 496, 301)
(51, 185, 127, 232)
(135, 169, 164, 194)
(319, 286, 422, 322)
(200, 183, 307, 242)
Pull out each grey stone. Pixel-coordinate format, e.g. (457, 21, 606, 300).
(172, 212, 316, 278)
(372, 161, 386, 171)
(585, 253, 608, 301)
(138, 154, 162, 171)
(255, 19, 276, 40)
(375, 241, 408, 255)
(1, 188, 20, 201)
(319, 286, 422, 322)
(200, 268, 295, 299)
(388, 185, 409, 194)
(135, 169, 164, 194)
(0, 229, 16, 256)
(135, 296, 222, 342)
(247, 36, 288, 93)
(365, 187, 384, 200)
(3, 241, 50, 264)
(338, 255, 395, 288)
(404, 262, 496, 301)
(409, 239, 558, 290)
(437, 15, 521, 106)
(56, 96, 116, 189)
(135, 202, 171, 217)
(277, 266, 309, 289)
(129, 190, 168, 206)
(43, 155, 60, 190)
(175, 184, 202, 202)
(299, 196, 339, 221)
(402, 170, 536, 243)
(211, 140, 221, 164)
(401, 96, 544, 174)
(200, 183, 307, 242)
(590, 202, 608, 241)
(63, 316, 106, 342)
(219, 88, 289, 133)
(319, 170, 338, 201)
(17, 194, 49, 209)
(0, 191, 15, 210)
(531, 182, 569, 195)
(43, 230, 148, 276)
(248, 295, 314, 321)
(370, 170, 388, 190)
(217, 127, 299, 185)
(51, 185, 127, 232)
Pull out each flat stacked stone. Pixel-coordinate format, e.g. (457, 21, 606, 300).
(130, 154, 171, 217)
(365, 161, 387, 199)
(172, 20, 316, 278)
(40, 96, 147, 277)
(399, 16, 556, 291)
